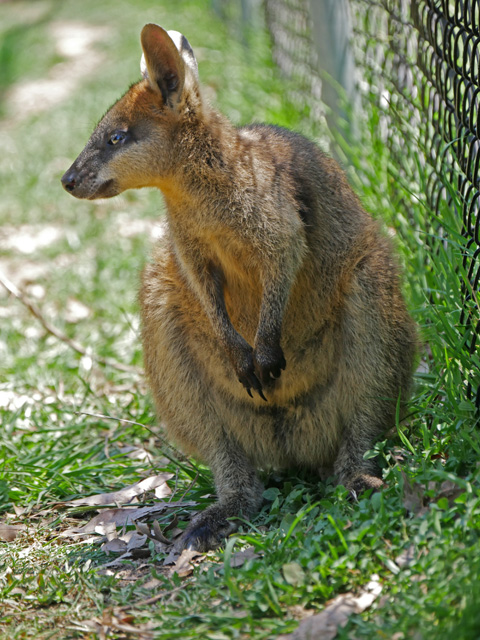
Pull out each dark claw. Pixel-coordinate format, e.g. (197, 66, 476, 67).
(249, 379, 268, 402)
(239, 374, 267, 402)
(234, 344, 271, 402)
(249, 373, 267, 401)
(257, 387, 267, 402)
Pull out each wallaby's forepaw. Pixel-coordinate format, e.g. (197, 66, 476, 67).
(232, 338, 286, 402)
(235, 347, 268, 401)
(253, 342, 286, 387)
(176, 507, 237, 552)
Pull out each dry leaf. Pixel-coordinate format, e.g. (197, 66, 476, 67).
(64, 473, 174, 507)
(170, 548, 203, 578)
(152, 520, 171, 544)
(62, 508, 138, 535)
(98, 552, 136, 570)
(155, 483, 172, 499)
(163, 547, 181, 566)
(395, 545, 416, 569)
(163, 514, 179, 534)
(168, 527, 184, 540)
(60, 500, 196, 537)
(133, 520, 169, 545)
(125, 531, 148, 551)
(95, 522, 118, 540)
(101, 526, 166, 556)
(78, 606, 155, 639)
(134, 521, 151, 537)
(142, 578, 163, 590)
(102, 538, 128, 554)
(278, 575, 382, 640)
(102, 530, 148, 555)
(116, 445, 154, 464)
(229, 547, 260, 568)
(401, 472, 427, 516)
(282, 562, 305, 586)
(437, 480, 463, 504)
(0, 523, 26, 542)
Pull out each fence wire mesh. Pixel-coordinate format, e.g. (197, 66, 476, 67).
(265, 0, 480, 408)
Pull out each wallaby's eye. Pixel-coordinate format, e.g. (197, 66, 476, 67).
(108, 130, 127, 146)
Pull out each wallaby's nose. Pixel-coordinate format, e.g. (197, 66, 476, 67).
(61, 170, 77, 193)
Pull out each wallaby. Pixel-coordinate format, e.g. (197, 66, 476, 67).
(61, 24, 416, 552)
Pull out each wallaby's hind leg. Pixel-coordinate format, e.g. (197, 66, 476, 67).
(178, 436, 264, 552)
(333, 410, 386, 498)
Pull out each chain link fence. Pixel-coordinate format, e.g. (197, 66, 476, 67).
(349, 0, 480, 407)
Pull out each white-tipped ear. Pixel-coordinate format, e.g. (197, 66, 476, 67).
(140, 29, 198, 85)
(167, 30, 198, 82)
(140, 52, 149, 80)
(140, 23, 186, 104)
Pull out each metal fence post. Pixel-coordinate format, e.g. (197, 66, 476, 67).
(308, 0, 357, 130)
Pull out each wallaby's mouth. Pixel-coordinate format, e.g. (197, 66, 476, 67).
(89, 179, 117, 199)
(61, 170, 118, 200)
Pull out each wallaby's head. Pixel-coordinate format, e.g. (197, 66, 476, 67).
(61, 24, 199, 199)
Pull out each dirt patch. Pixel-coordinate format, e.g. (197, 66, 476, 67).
(6, 20, 111, 119)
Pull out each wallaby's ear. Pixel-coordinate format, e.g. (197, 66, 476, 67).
(140, 24, 185, 105)
(166, 30, 198, 82)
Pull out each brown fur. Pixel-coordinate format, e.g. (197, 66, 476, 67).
(62, 24, 417, 551)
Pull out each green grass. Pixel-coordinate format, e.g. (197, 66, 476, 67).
(1, 1, 479, 639)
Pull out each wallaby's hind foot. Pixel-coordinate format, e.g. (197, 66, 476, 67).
(177, 477, 264, 552)
(333, 413, 387, 498)
(178, 503, 245, 552)
(345, 474, 385, 500)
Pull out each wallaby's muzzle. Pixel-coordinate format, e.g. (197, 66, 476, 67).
(61, 162, 116, 200)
